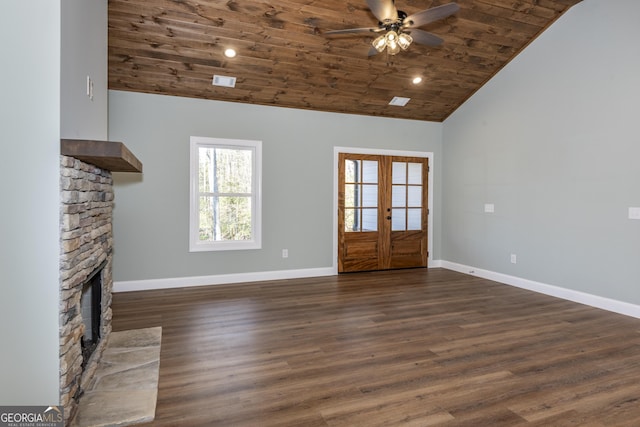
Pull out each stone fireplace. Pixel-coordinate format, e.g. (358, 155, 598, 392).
(59, 155, 114, 423)
(59, 140, 142, 425)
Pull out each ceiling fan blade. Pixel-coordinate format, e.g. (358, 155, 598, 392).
(403, 2, 459, 28)
(405, 29, 443, 46)
(368, 46, 380, 56)
(324, 27, 382, 35)
(366, 0, 398, 23)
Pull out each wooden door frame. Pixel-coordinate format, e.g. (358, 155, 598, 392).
(332, 146, 434, 274)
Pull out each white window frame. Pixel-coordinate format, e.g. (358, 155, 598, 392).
(189, 136, 262, 252)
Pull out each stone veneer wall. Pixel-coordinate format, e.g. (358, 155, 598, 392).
(59, 155, 114, 424)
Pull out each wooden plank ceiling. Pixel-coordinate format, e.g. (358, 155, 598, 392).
(108, 0, 582, 122)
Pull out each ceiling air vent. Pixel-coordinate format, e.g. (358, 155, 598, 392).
(389, 97, 410, 107)
(212, 75, 237, 88)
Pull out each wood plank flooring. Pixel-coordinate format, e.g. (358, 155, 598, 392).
(111, 268, 640, 426)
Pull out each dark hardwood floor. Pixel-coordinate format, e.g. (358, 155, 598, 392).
(112, 268, 640, 426)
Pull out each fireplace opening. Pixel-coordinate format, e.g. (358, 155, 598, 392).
(80, 264, 104, 370)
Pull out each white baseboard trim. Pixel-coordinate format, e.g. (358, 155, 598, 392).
(114, 260, 640, 320)
(429, 259, 443, 268)
(113, 266, 336, 293)
(440, 261, 640, 319)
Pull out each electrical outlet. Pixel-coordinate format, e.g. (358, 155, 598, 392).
(282, 249, 288, 258)
(629, 207, 640, 220)
(510, 254, 517, 264)
(484, 203, 495, 213)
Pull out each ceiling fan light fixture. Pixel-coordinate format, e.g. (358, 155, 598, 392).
(385, 31, 398, 43)
(373, 34, 387, 52)
(398, 33, 413, 50)
(384, 31, 401, 55)
(387, 43, 401, 55)
(372, 30, 413, 56)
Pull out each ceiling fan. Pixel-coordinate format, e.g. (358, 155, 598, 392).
(324, 0, 459, 56)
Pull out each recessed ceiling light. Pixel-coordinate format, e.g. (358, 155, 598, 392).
(389, 96, 411, 107)
(224, 48, 237, 58)
(412, 77, 423, 84)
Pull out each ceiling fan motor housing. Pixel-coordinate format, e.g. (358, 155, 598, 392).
(380, 10, 407, 29)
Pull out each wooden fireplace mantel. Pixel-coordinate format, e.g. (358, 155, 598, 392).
(61, 139, 143, 173)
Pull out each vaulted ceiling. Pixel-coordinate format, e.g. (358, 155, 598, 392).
(108, 0, 582, 122)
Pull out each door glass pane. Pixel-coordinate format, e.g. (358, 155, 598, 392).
(362, 209, 377, 231)
(391, 209, 406, 231)
(362, 184, 378, 207)
(345, 159, 357, 183)
(392, 185, 406, 207)
(408, 163, 422, 185)
(407, 208, 421, 230)
(345, 209, 356, 232)
(344, 184, 357, 208)
(407, 186, 422, 207)
(392, 162, 406, 184)
(362, 161, 378, 183)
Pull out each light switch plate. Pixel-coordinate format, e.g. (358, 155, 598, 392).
(629, 207, 640, 220)
(484, 203, 495, 213)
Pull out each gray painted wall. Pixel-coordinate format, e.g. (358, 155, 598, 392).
(0, 1, 61, 404)
(108, 91, 442, 282)
(442, 0, 640, 304)
(61, 0, 108, 140)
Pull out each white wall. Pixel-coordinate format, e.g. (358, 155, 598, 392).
(442, 0, 640, 305)
(108, 91, 443, 285)
(0, 1, 61, 404)
(61, 0, 108, 139)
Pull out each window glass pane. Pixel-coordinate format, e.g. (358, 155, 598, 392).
(345, 159, 358, 183)
(391, 208, 406, 231)
(362, 184, 378, 207)
(362, 161, 378, 183)
(408, 163, 422, 185)
(216, 196, 252, 241)
(362, 209, 377, 231)
(200, 195, 253, 242)
(392, 185, 406, 207)
(392, 162, 406, 184)
(407, 186, 422, 207)
(344, 184, 357, 208)
(407, 208, 421, 230)
(215, 148, 252, 193)
(198, 196, 214, 241)
(345, 208, 357, 232)
(199, 147, 214, 193)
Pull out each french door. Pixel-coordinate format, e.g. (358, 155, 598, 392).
(338, 153, 429, 273)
